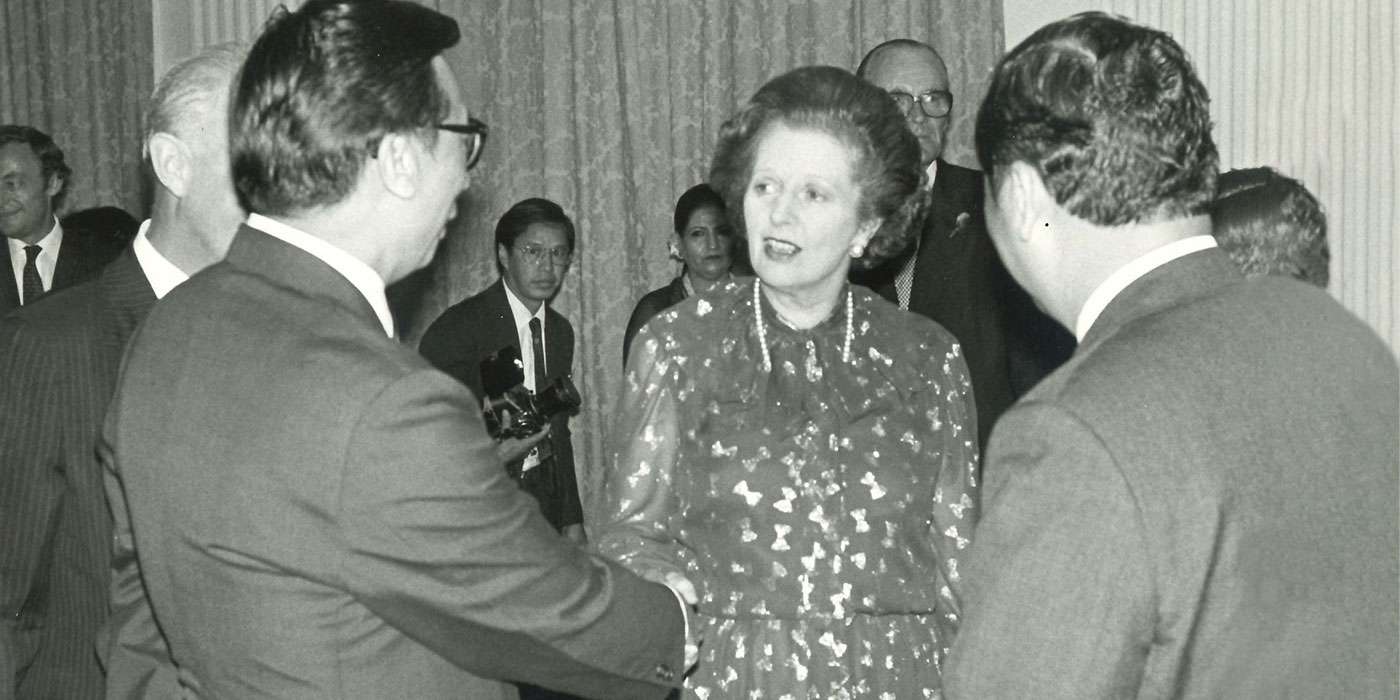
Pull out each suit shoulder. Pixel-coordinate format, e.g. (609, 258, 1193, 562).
(0, 278, 103, 344)
(63, 225, 125, 264)
(419, 286, 499, 346)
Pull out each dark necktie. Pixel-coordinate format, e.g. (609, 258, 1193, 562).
(21, 245, 43, 305)
(529, 317, 547, 390)
(526, 317, 553, 465)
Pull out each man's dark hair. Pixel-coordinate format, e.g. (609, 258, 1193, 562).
(672, 183, 727, 235)
(1213, 167, 1329, 287)
(709, 66, 929, 271)
(975, 12, 1218, 226)
(230, 0, 460, 216)
(494, 198, 577, 271)
(0, 126, 72, 211)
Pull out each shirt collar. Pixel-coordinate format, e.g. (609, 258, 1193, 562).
(245, 213, 395, 337)
(502, 279, 547, 331)
(131, 219, 189, 299)
(1075, 235, 1218, 341)
(925, 160, 939, 190)
(8, 216, 62, 258)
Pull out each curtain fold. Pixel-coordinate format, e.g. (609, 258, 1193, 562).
(424, 0, 1003, 504)
(1, 0, 152, 217)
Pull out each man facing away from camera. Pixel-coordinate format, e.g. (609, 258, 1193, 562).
(946, 12, 1398, 700)
(99, 1, 694, 698)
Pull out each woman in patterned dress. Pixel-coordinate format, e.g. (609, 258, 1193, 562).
(594, 66, 979, 699)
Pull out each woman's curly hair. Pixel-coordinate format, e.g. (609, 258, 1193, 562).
(708, 65, 929, 271)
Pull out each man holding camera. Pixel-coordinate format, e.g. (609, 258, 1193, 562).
(420, 197, 585, 544)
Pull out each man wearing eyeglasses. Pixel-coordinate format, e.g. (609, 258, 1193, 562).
(854, 39, 1075, 459)
(99, 2, 692, 698)
(419, 198, 586, 548)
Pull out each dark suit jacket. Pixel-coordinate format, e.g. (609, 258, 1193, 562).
(853, 160, 1075, 451)
(102, 226, 681, 699)
(622, 275, 687, 366)
(0, 226, 123, 314)
(0, 248, 155, 700)
(419, 279, 583, 530)
(946, 248, 1400, 699)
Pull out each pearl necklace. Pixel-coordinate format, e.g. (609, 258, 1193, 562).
(752, 278, 855, 372)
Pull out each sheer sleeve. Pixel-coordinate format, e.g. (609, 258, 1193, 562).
(927, 342, 981, 665)
(591, 324, 693, 582)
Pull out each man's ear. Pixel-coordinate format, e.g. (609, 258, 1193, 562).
(496, 242, 510, 271)
(43, 172, 63, 200)
(373, 132, 419, 200)
(998, 161, 1050, 243)
(147, 132, 192, 198)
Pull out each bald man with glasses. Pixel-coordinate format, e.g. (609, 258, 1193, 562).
(853, 39, 1075, 459)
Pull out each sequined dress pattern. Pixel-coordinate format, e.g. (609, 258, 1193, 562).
(595, 280, 979, 699)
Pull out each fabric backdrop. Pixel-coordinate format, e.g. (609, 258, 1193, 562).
(413, 0, 1004, 508)
(1, 0, 153, 219)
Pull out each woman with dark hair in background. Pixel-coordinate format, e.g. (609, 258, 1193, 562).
(622, 183, 735, 364)
(594, 65, 978, 699)
(1213, 166, 1329, 287)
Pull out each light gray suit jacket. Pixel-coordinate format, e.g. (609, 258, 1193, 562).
(102, 226, 684, 699)
(946, 248, 1399, 699)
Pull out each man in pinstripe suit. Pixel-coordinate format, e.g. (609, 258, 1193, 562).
(0, 44, 246, 700)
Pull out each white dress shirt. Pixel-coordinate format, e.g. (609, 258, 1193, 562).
(245, 213, 395, 338)
(503, 282, 550, 472)
(8, 217, 62, 298)
(130, 220, 189, 299)
(1074, 235, 1219, 341)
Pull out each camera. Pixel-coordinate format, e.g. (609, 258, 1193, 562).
(482, 374, 581, 440)
(477, 343, 581, 440)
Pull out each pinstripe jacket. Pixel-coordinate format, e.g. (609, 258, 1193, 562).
(0, 247, 154, 700)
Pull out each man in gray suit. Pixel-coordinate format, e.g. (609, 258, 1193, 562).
(101, 1, 693, 698)
(946, 12, 1398, 700)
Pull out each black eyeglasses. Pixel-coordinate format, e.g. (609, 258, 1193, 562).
(436, 118, 489, 171)
(888, 90, 953, 119)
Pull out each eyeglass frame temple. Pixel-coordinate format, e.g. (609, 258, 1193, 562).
(436, 118, 489, 169)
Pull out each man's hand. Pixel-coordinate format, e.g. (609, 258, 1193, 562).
(493, 425, 550, 464)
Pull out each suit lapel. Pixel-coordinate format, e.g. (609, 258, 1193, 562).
(0, 243, 17, 313)
(909, 160, 979, 317)
(485, 279, 520, 351)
